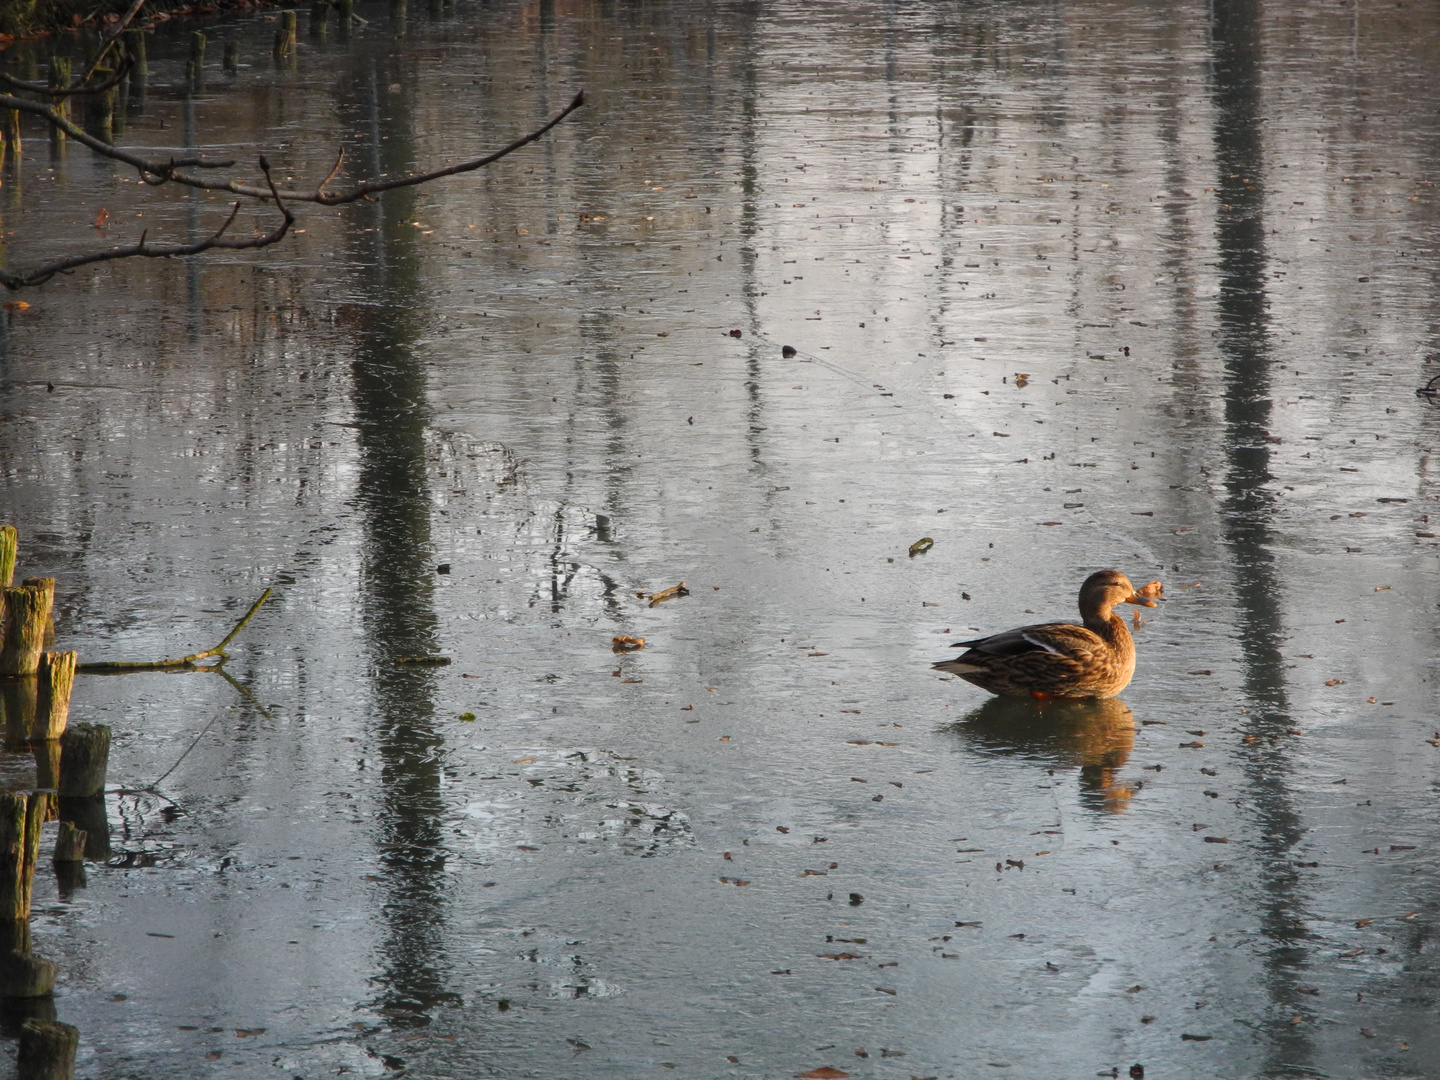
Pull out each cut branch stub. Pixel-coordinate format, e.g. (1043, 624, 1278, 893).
(59, 724, 110, 799)
(0, 579, 54, 677)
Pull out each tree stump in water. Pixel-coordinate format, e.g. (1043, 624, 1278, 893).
(58, 724, 109, 799)
(0, 580, 53, 677)
(0, 791, 42, 922)
(1, 677, 37, 749)
(51, 823, 85, 864)
(32, 651, 75, 742)
(56, 797, 109, 863)
(2, 946, 57, 999)
(17, 1018, 77, 1078)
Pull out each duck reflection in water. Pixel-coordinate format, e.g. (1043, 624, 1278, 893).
(948, 696, 1138, 814)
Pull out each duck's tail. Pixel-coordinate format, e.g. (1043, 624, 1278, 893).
(932, 658, 983, 676)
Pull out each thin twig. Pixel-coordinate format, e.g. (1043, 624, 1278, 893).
(1, 158, 292, 288)
(0, 90, 582, 289)
(0, 87, 583, 205)
(146, 708, 227, 790)
(78, 588, 272, 672)
(317, 147, 345, 195)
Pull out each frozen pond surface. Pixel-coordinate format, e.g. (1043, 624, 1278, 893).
(3, 0, 1440, 1076)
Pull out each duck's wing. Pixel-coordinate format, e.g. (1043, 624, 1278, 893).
(951, 621, 1104, 660)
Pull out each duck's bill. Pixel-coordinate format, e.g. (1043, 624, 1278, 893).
(1123, 592, 1158, 608)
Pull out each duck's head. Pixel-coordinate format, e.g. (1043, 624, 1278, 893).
(1079, 569, 1159, 615)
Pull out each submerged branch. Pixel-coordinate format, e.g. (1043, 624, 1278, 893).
(78, 589, 272, 673)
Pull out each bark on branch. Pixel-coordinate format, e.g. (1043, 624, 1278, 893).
(77, 589, 272, 672)
(0, 88, 585, 289)
(0, 158, 293, 289)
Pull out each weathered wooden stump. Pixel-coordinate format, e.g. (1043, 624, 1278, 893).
(2, 948, 57, 1000)
(32, 652, 75, 742)
(274, 10, 298, 56)
(16, 1018, 77, 1078)
(58, 724, 109, 799)
(45, 61, 71, 147)
(223, 39, 240, 73)
(123, 28, 148, 76)
(32, 744, 59, 818)
(51, 823, 85, 865)
(0, 526, 14, 588)
(56, 798, 109, 863)
(81, 73, 115, 142)
(0, 793, 38, 921)
(1, 579, 54, 677)
(1, 678, 37, 750)
(310, 0, 329, 33)
(187, 31, 207, 85)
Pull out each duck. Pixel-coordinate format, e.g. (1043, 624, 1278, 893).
(932, 570, 1159, 699)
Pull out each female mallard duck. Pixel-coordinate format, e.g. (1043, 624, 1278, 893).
(933, 570, 1160, 699)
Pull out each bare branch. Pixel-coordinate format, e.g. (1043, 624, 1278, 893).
(238, 89, 588, 205)
(0, 55, 134, 98)
(0, 94, 236, 172)
(0, 86, 582, 288)
(0, 157, 292, 289)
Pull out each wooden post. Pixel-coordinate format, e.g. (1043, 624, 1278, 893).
(0, 791, 40, 921)
(81, 72, 115, 142)
(187, 31, 206, 84)
(274, 10, 298, 57)
(56, 797, 108, 862)
(310, 0, 329, 33)
(19, 792, 42, 919)
(32, 743, 59, 821)
(123, 28, 147, 76)
(1, 677, 37, 749)
(0, 525, 14, 587)
(17, 1019, 77, 1077)
(0, 792, 26, 923)
(32, 652, 76, 742)
(3, 949, 57, 1000)
(335, 0, 354, 33)
(390, 0, 407, 18)
(52, 822, 84, 863)
(46, 61, 70, 146)
(1, 102, 20, 169)
(58, 724, 108, 799)
(1, 578, 53, 676)
(223, 39, 239, 74)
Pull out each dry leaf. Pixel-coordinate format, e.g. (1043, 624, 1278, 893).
(796, 1069, 849, 1080)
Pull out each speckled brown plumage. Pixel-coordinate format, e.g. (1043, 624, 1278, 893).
(932, 570, 1158, 699)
